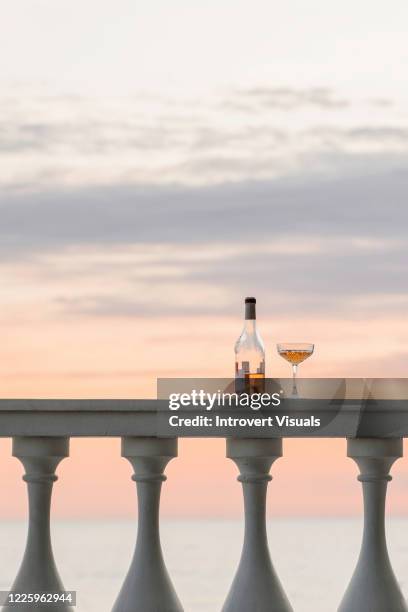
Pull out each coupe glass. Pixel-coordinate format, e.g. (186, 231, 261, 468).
(277, 343, 314, 397)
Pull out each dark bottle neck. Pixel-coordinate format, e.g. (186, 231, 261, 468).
(245, 302, 256, 320)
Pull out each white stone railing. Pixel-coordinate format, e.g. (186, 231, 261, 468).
(0, 399, 407, 612)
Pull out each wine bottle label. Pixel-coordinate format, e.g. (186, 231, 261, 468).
(235, 361, 265, 377)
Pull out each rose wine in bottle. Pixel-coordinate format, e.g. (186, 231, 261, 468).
(235, 297, 265, 393)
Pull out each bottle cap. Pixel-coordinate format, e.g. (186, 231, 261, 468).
(245, 297, 256, 304)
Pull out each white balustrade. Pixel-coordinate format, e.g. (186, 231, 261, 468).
(112, 437, 183, 612)
(339, 438, 407, 612)
(222, 438, 293, 612)
(4, 437, 72, 612)
(0, 401, 407, 612)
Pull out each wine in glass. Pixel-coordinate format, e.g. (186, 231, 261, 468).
(277, 343, 314, 398)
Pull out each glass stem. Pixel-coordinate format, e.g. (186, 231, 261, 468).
(292, 364, 298, 397)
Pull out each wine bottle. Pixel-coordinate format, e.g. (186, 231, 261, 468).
(235, 297, 265, 393)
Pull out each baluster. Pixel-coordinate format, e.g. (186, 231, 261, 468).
(222, 438, 293, 612)
(112, 437, 183, 612)
(4, 437, 71, 612)
(339, 438, 407, 612)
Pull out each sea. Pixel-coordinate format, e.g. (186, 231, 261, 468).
(0, 518, 407, 611)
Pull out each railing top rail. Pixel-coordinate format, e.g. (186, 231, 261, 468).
(0, 399, 162, 411)
(0, 399, 407, 438)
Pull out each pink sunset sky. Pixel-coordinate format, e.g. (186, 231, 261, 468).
(1, 0, 408, 518)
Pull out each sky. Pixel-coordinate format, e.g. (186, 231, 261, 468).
(1, 0, 408, 517)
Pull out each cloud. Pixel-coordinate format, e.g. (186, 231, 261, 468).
(224, 87, 350, 111)
(306, 126, 408, 146)
(1, 86, 407, 321)
(0, 88, 407, 188)
(1, 161, 408, 257)
(50, 246, 408, 318)
(1, 161, 407, 319)
(0, 120, 188, 154)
